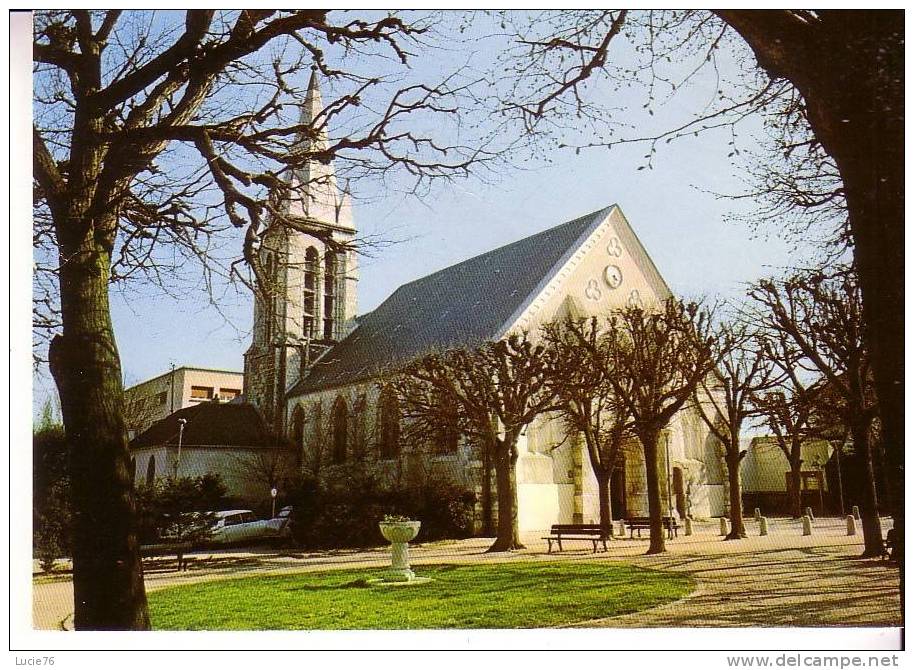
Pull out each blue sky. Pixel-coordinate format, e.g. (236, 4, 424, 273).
(31, 11, 817, 410)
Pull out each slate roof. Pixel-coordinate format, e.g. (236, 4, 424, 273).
(130, 401, 279, 449)
(288, 205, 615, 395)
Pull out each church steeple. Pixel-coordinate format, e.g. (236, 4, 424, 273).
(244, 68, 359, 435)
(281, 69, 355, 232)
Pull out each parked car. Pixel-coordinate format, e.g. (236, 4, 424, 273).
(264, 506, 293, 539)
(208, 509, 286, 546)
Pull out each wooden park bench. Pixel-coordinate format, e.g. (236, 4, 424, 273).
(140, 542, 194, 572)
(625, 516, 680, 540)
(542, 524, 610, 553)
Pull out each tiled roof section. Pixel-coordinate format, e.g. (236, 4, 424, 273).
(289, 205, 614, 395)
(130, 402, 278, 449)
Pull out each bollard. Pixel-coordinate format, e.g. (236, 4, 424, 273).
(846, 515, 857, 536)
(802, 515, 813, 536)
(759, 516, 768, 536)
(719, 517, 729, 536)
(852, 505, 861, 520)
(684, 517, 693, 536)
(805, 506, 815, 521)
(754, 508, 761, 522)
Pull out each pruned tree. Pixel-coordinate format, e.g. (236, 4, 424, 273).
(392, 334, 559, 552)
(750, 324, 820, 521)
(693, 321, 777, 539)
(33, 9, 496, 629)
(493, 8, 903, 556)
(750, 267, 883, 556)
(542, 317, 634, 537)
(600, 299, 716, 554)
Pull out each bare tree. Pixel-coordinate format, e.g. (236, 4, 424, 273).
(542, 317, 634, 537)
(750, 267, 883, 556)
(392, 334, 558, 552)
(494, 9, 903, 556)
(726, 96, 850, 264)
(33, 10, 496, 629)
(122, 391, 170, 439)
(751, 324, 820, 521)
(694, 321, 777, 539)
(229, 448, 294, 500)
(299, 400, 327, 477)
(599, 299, 716, 554)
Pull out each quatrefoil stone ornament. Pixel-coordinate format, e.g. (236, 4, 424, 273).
(585, 278, 602, 301)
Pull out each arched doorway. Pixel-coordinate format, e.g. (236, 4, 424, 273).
(610, 464, 626, 520)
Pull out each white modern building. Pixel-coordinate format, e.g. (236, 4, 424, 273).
(124, 366, 244, 438)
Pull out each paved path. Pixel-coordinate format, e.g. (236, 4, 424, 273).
(33, 517, 901, 630)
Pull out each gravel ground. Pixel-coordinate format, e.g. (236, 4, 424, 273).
(32, 516, 900, 630)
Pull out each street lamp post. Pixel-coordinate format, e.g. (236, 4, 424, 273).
(812, 455, 825, 517)
(175, 417, 187, 478)
(271, 487, 278, 519)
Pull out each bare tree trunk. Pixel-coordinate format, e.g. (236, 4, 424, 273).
(48, 232, 150, 630)
(596, 466, 613, 537)
(788, 451, 803, 519)
(487, 441, 523, 552)
(481, 439, 494, 536)
(725, 450, 746, 539)
(641, 431, 666, 555)
(852, 422, 884, 557)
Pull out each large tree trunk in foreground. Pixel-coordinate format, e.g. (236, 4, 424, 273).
(48, 233, 150, 630)
(834, 72, 902, 561)
(725, 450, 746, 540)
(852, 423, 885, 558)
(719, 7, 904, 563)
(487, 442, 523, 552)
(641, 432, 666, 555)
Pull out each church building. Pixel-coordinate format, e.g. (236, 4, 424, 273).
(244, 72, 727, 531)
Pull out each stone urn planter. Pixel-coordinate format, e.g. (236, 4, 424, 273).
(378, 519, 421, 582)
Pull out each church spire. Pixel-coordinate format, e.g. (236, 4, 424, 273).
(282, 68, 354, 232)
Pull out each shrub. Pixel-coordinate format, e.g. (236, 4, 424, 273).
(33, 427, 71, 568)
(285, 474, 476, 550)
(279, 474, 321, 546)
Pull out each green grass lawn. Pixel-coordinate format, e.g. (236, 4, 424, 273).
(148, 561, 692, 630)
